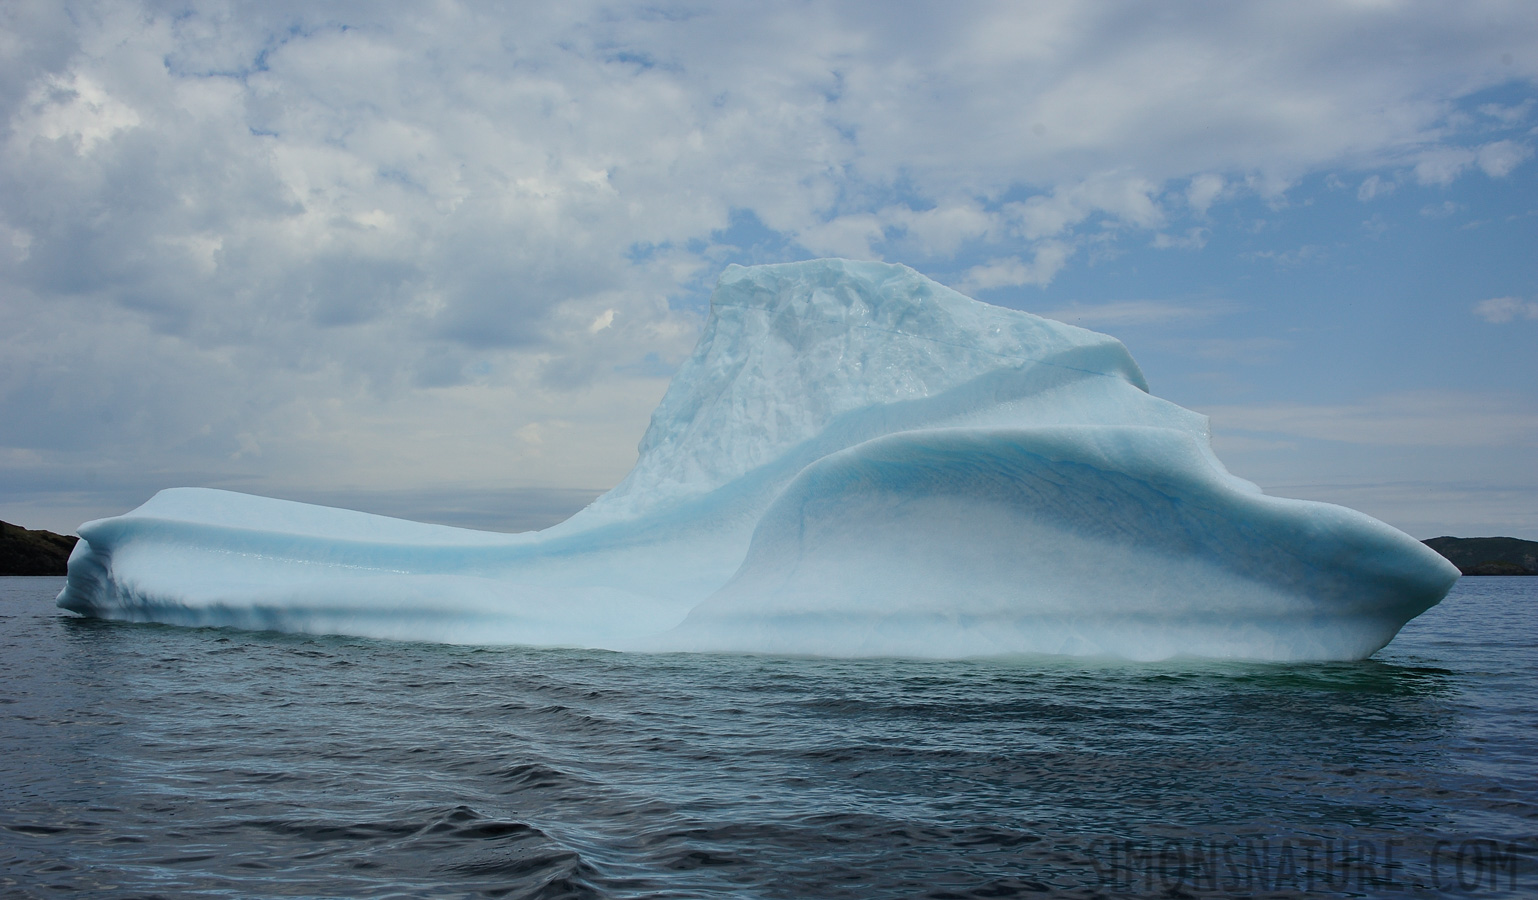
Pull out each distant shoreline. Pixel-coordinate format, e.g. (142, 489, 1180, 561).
(1423, 537, 1538, 576)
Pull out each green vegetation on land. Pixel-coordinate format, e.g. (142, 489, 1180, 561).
(0, 521, 78, 576)
(1424, 536, 1538, 576)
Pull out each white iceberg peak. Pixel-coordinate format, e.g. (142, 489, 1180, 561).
(586, 259, 1152, 522)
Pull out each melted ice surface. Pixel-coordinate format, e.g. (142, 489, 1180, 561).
(59, 260, 1458, 660)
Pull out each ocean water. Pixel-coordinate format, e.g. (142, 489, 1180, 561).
(2, 576, 1535, 899)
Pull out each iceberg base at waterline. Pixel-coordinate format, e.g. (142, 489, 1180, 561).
(58, 259, 1458, 661)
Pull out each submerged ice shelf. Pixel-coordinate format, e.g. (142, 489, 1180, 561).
(58, 259, 1458, 660)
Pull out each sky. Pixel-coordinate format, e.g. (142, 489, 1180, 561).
(1, 1, 1535, 540)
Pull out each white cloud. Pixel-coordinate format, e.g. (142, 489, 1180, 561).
(1474, 296, 1538, 323)
(588, 309, 616, 333)
(881, 203, 1000, 257)
(13, 71, 140, 151)
(1185, 174, 1226, 215)
(793, 214, 887, 260)
(1003, 173, 1165, 241)
(1356, 174, 1395, 200)
(1413, 148, 1476, 186)
(1475, 139, 1532, 177)
(1, 0, 1536, 523)
(1414, 140, 1532, 184)
(957, 242, 1074, 292)
(1420, 200, 1462, 217)
(1150, 228, 1208, 250)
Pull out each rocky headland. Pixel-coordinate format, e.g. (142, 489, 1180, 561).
(0, 521, 79, 576)
(1423, 536, 1538, 576)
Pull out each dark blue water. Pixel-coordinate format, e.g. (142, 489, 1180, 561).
(3, 576, 1535, 898)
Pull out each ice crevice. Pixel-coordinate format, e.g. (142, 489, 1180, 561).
(58, 259, 1458, 660)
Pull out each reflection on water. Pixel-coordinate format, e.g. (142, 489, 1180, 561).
(3, 576, 1536, 898)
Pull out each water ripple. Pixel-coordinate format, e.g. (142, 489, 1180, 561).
(3, 576, 1536, 897)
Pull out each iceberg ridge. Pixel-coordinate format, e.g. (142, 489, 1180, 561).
(59, 259, 1458, 660)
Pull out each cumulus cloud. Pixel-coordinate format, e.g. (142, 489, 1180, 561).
(1151, 228, 1208, 250)
(1357, 174, 1396, 201)
(958, 243, 1074, 292)
(1414, 140, 1533, 184)
(1474, 139, 1533, 177)
(1185, 174, 1226, 215)
(1, 0, 1536, 526)
(1474, 296, 1538, 323)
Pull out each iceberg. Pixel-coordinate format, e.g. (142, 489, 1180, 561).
(58, 259, 1458, 660)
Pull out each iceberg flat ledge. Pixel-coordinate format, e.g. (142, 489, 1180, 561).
(59, 259, 1458, 660)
